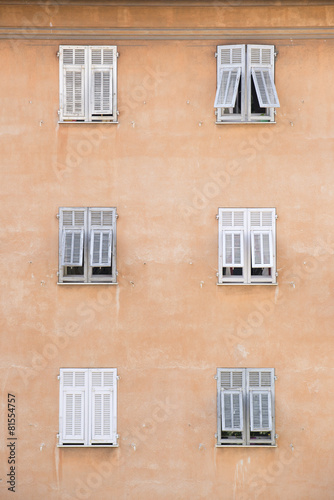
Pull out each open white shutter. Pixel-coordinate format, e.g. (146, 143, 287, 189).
(248, 45, 280, 108)
(215, 45, 245, 108)
(59, 208, 86, 269)
(62, 229, 84, 266)
(214, 67, 241, 108)
(251, 68, 280, 108)
(89, 47, 115, 120)
(90, 369, 117, 444)
(250, 390, 272, 431)
(90, 230, 112, 267)
(59, 369, 88, 445)
(221, 390, 243, 431)
(60, 46, 86, 120)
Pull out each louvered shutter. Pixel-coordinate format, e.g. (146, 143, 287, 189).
(90, 369, 117, 444)
(62, 229, 84, 266)
(60, 46, 86, 120)
(219, 209, 246, 277)
(215, 45, 245, 109)
(248, 369, 274, 432)
(251, 231, 272, 268)
(250, 391, 272, 431)
(90, 230, 112, 267)
(89, 47, 115, 120)
(248, 45, 280, 108)
(249, 209, 275, 270)
(88, 208, 116, 281)
(59, 208, 86, 269)
(59, 369, 88, 445)
(214, 68, 241, 108)
(221, 390, 243, 431)
(219, 369, 244, 432)
(223, 231, 244, 267)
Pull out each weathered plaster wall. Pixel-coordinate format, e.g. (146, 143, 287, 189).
(0, 2, 334, 499)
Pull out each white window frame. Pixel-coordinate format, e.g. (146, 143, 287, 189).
(58, 207, 117, 284)
(216, 368, 276, 447)
(215, 44, 279, 123)
(217, 208, 277, 285)
(59, 45, 118, 123)
(58, 368, 118, 447)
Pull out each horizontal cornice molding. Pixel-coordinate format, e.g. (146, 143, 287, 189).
(0, 1, 333, 5)
(1, 26, 334, 40)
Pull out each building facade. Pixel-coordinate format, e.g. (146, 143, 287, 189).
(1, 1, 334, 498)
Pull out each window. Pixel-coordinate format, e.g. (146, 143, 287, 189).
(217, 208, 277, 285)
(58, 368, 118, 447)
(58, 207, 117, 284)
(59, 45, 117, 123)
(214, 45, 280, 123)
(216, 368, 276, 447)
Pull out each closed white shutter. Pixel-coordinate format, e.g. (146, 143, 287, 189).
(218, 209, 246, 282)
(90, 229, 112, 267)
(215, 45, 245, 110)
(221, 390, 243, 431)
(89, 47, 115, 120)
(250, 390, 272, 431)
(223, 231, 244, 267)
(90, 369, 117, 444)
(248, 45, 280, 108)
(60, 46, 86, 120)
(249, 209, 275, 271)
(59, 369, 88, 445)
(251, 231, 273, 268)
(248, 368, 274, 432)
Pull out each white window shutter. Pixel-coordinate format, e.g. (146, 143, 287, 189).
(90, 230, 112, 267)
(89, 47, 115, 120)
(250, 390, 272, 431)
(60, 46, 86, 120)
(61, 229, 84, 266)
(215, 45, 245, 110)
(223, 230, 244, 267)
(249, 209, 275, 271)
(248, 45, 280, 108)
(214, 68, 241, 108)
(221, 390, 243, 431)
(59, 208, 86, 269)
(90, 369, 117, 444)
(59, 369, 88, 445)
(251, 230, 273, 268)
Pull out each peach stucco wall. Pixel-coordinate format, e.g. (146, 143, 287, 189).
(0, 2, 334, 499)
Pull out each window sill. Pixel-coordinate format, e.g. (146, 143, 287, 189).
(57, 282, 118, 285)
(215, 121, 276, 125)
(57, 444, 119, 448)
(216, 445, 277, 448)
(217, 282, 277, 286)
(58, 121, 118, 124)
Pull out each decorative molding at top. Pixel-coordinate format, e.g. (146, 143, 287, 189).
(0, 26, 334, 40)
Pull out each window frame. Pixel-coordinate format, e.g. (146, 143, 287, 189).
(58, 368, 118, 447)
(59, 45, 118, 123)
(58, 207, 117, 285)
(216, 368, 276, 447)
(217, 208, 277, 285)
(215, 44, 279, 123)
